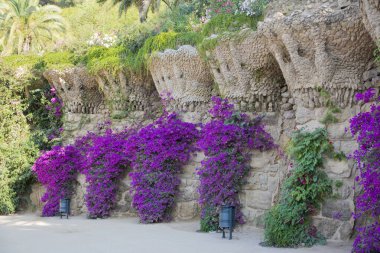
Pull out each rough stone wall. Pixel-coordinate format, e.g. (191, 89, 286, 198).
(149, 45, 214, 119)
(207, 31, 285, 112)
(260, 6, 375, 109)
(44, 68, 160, 143)
(29, 0, 380, 241)
(360, 0, 380, 41)
(266, 0, 359, 16)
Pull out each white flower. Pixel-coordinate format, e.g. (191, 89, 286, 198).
(87, 32, 117, 48)
(238, 0, 267, 17)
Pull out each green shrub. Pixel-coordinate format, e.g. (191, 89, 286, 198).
(263, 129, 333, 247)
(200, 206, 219, 232)
(0, 70, 39, 214)
(317, 88, 341, 125)
(201, 13, 262, 37)
(131, 31, 202, 73)
(0, 180, 16, 215)
(82, 46, 124, 74)
(42, 51, 76, 70)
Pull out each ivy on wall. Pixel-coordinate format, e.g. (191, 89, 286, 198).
(263, 128, 333, 247)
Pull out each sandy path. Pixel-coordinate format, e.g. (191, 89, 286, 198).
(0, 214, 351, 253)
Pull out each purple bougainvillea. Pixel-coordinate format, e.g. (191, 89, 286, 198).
(126, 112, 199, 223)
(76, 128, 132, 218)
(350, 89, 380, 252)
(197, 97, 275, 231)
(32, 145, 81, 216)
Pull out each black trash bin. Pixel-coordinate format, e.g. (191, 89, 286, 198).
(59, 198, 70, 219)
(219, 205, 235, 240)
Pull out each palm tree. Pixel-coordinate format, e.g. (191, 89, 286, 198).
(0, 0, 66, 55)
(103, 0, 179, 23)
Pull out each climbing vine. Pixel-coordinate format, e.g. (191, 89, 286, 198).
(26, 85, 64, 150)
(350, 88, 380, 253)
(32, 145, 81, 216)
(197, 97, 275, 231)
(76, 128, 132, 218)
(126, 112, 199, 223)
(263, 128, 333, 247)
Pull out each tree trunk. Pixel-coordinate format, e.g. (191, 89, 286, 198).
(138, 0, 153, 22)
(22, 36, 32, 54)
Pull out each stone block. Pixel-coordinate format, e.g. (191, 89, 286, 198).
(297, 120, 325, 132)
(244, 172, 268, 191)
(246, 190, 273, 210)
(324, 159, 352, 178)
(332, 221, 354, 241)
(322, 199, 353, 221)
(313, 217, 342, 239)
(29, 183, 45, 212)
(332, 180, 353, 199)
(283, 110, 295, 119)
(265, 125, 281, 142)
(193, 152, 206, 163)
(327, 121, 351, 140)
(174, 201, 199, 220)
(339, 140, 358, 155)
(281, 103, 293, 111)
(250, 151, 275, 169)
(241, 208, 267, 228)
(295, 106, 315, 124)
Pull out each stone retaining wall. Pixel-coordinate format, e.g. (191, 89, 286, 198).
(29, 0, 380, 241)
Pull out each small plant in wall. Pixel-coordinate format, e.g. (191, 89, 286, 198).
(33, 145, 81, 216)
(263, 128, 333, 247)
(197, 97, 275, 232)
(350, 88, 380, 253)
(126, 112, 199, 223)
(317, 87, 341, 125)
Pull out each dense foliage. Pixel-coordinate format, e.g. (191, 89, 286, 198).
(32, 145, 80, 216)
(197, 97, 275, 231)
(264, 128, 333, 247)
(350, 88, 380, 253)
(1, 0, 268, 76)
(0, 69, 39, 214)
(76, 129, 132, 218)
(126, 112, 199, 223)
(26, 86, 63, 150)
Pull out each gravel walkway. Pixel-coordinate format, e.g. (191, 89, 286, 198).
(0, 214, 351, 253)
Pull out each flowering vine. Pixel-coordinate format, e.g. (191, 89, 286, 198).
(197, 97, 275, 231)
(126, 112, 199, 223)
(350, 88, 380, 252)
(32, 145, 81, 216)
(27, 86, 64, 150)
(76, 128, 132, 218)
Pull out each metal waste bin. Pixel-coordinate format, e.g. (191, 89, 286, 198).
(219, 205, 235, 239)
(59, 198, 70, 219)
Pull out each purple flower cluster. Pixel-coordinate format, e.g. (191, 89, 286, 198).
(46, 88, 63, 118)
(76, 129, 132, 218)
(32, 145, 81, 216)
(32, 97, 274, 223)
(126, 112, 199, 223)
(197, 97, 275, 229)
(350, 90, 380, 252)
(45, 87, 64, 141)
